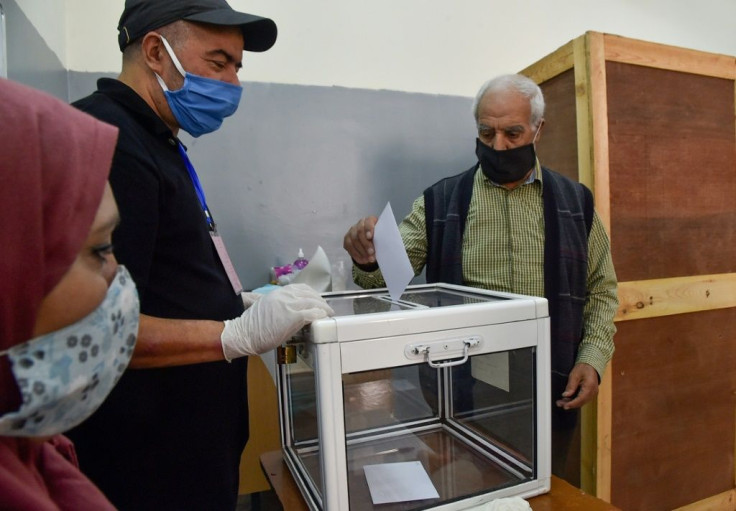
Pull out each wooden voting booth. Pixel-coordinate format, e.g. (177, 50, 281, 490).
(520, 32, 736, 510)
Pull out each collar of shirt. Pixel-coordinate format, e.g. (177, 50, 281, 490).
(482, 158, 544, 188)
(96, 78, 178, 141)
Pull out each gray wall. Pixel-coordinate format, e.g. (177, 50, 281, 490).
(68, 73, 477, 290)
(3, 0, 67, 99)
(5, 0, 478, 291)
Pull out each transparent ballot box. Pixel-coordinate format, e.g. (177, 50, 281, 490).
(276, 283, 551, 510)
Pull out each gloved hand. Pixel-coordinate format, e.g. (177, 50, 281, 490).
(221, 283, 334, 361)
(240, 291, 262, 309)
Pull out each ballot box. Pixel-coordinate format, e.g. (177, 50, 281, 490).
(276, 283, 551, 510)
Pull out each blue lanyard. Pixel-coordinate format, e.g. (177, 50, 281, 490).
(177, 142, 215, 230)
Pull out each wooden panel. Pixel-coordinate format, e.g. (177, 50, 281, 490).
(610, 309, 736, 510)
(535, 69, 579, 182)
(587, 31, 612, 232)
(616, 273, 736, 321)
(603, 33, 736, 80)
(606, 61, 736, 281)
(520, 40, 574, 85)
(573, 35, 594, 192)
(584, 32, 615, 501)
(673, 489, 736, 511)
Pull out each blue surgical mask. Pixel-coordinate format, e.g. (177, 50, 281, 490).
(0, 267, 139, 437)
(155, 36, 243, 137)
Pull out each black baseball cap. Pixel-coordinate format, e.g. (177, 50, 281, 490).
(117, 0, 277, 52)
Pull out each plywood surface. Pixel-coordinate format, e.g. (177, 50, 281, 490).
(535, 69, 579, 183)
(606, 62, 736, 281)
(611, 309, 736, 510)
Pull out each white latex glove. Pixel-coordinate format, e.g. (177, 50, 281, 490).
(240, 291, 262, 309)
(221, 283, 334, 361)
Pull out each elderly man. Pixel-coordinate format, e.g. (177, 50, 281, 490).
(343, 73, 618, 482)
(65, 1, 333, 510)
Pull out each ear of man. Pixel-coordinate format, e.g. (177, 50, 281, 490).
(140, 32, 168, 77)
(535, 118, 545, 143)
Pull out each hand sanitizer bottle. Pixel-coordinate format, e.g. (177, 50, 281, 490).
(293, 248, 309, 270)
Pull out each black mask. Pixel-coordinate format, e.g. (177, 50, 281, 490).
(476, 138, 537, 184)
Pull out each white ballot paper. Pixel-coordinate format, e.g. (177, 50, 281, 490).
(363, 461, 440, 504)
(373, 202, 414, 301)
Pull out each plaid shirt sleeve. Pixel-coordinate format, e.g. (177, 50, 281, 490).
(576, 212, 618, 377)
(352, 196, 428, 288)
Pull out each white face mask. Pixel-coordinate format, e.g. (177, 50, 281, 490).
(0, 266, 139, 437)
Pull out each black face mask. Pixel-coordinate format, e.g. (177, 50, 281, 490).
(476, 137, 537, 184)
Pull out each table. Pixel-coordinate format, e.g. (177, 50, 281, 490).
(259, 451, 621, 511)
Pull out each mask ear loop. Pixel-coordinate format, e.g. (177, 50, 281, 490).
(155, 35, 187, 92)
(530, 120, 543, 174)
(532, 120, 543, 145)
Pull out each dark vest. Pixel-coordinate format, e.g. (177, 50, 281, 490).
(423, 164, 593, 381)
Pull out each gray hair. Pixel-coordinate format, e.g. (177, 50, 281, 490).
(472, 74, 545, 128)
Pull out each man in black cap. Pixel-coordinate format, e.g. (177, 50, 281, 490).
(65, 2, 333, 510)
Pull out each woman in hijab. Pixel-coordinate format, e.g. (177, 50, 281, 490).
(0, 78, 139, 510)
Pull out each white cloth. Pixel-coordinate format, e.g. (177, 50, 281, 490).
(465, 497, 532, 511)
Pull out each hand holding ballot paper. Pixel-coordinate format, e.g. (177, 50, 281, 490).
(343, 202, 415, 301)
(372, 203, 415, 301)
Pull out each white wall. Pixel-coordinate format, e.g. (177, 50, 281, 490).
(18, 0, 736, 97)
(13, 0, 66, 63)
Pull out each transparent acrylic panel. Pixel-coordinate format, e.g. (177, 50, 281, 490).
(341, 354, 535, 511)
(343, 365, 438, 434)
(324, 286, 507, 317)
(453, 347, 536, 466)
(326, 294, 412, 317)
(398, 288, 506, 308)
(284, 343, 322, 497)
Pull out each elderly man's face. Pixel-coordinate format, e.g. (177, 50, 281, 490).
(477, 90, 536, 150)
(167, 22, 244, 87)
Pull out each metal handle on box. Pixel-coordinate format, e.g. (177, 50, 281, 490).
(411, 337, 480, 368)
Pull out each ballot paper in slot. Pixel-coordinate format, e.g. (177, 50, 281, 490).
(373, 202, 414, 302)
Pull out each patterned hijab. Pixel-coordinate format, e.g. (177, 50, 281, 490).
(0, 78, 119, 510)
(0, 78, 117, 351)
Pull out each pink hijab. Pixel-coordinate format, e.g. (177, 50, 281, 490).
(0, 78, 119, 510)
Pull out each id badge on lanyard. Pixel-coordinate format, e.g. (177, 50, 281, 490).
(177, 143, 244, 294)
(210, 229, 244, 294)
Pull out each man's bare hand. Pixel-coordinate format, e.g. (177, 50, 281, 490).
(343, 216, 379, 265)
(556, 363, 600, 410)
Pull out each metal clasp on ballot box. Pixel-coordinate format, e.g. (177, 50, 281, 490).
(404, 336, 481, 368)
